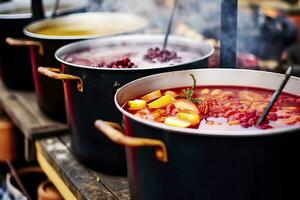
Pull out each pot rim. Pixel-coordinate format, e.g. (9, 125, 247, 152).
(54, 34, 214, 71)
(23, 12, 149, 40)
(115, 68, 300, 138)
(0, 0, 87, 19)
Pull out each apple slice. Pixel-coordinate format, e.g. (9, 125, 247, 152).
(148, 95, 176, 109)
(239, 91, 264, 101)
(228, 120, 240, 126)
(177, 112, 201, 125)
(276, 117, 297, 125)
(201, 88, 210, 95)
(173, 99, 199, 114)
(141, 90, 162, 102)
(164, 90, 178, 97)
(128, 99, 147, 110)
(281, 107, 297, 112)
(164, 116, 192, 128)
(210, 89, 222, 96)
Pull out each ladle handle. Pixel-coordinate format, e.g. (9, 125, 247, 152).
(162, 0, 178, 50)
(257, 66, 293, 125)
(95, 119, 168, 163)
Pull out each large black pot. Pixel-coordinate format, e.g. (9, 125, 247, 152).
(38, 35, 214, 175)
(95, 69, 300, 199)
(0, 0, 87, 90)
(7, 12, 148, 122)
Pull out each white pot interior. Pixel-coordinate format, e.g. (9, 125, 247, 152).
(116, 69, 300, 136)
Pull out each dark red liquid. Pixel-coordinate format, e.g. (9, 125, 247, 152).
(125, 85, 300, 131)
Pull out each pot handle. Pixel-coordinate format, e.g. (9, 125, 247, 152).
(38, 67, 83, 92)
(6, 37, 44, 55)
(94, 119, 168, 163)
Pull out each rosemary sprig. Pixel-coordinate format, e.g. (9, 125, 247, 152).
(179, 74, 201, 103)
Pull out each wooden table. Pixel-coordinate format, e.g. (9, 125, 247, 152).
(36, 135, 130, 200)
(0, 82, 130, 199)
(0, 82, 68, 160)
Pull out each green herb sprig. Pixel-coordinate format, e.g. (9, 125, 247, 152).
(179, 74, 201, 103)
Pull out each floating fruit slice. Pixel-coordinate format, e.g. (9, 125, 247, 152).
(151, 109, 162, 119)
(173, 99, 199, 114)
(281, 107, 297, 112)
(276, 117, 297, 125)
(206, 120, 216, 125)
(228, 120, 240, 126)
(164, 90, 178, 97)
(177, 112, 201, 125)
(239, 91, 264, 101)
(141, 90, 162, 102)
(201, 88, 210, 95)
(251, 102, 268, 111)
(211, 89, 222, 96)
(164, 117, 192, 128)
(128, 100, 147, 110)
(148, 95, 175, 109)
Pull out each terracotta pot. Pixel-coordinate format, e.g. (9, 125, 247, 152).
(38, 180, 63, 200)
(0, 116, 16, 161)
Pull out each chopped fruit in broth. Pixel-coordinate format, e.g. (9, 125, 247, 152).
(124, 85, 300, 131)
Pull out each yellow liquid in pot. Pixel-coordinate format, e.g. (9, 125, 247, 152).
(33, 24, 132, 36)
(34, 25, 98, 36)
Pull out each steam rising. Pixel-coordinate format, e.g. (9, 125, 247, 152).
(88, 0, 221, 33)
(88, 0, 296, 60)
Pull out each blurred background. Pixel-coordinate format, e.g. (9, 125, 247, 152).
(85, 0, 300, 73)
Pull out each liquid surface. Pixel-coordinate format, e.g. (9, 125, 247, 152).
(63, 44, 202, 68)
(30, 15, 147, 37)
(125, 85, 300, 131)
(33, 23, 129, 36)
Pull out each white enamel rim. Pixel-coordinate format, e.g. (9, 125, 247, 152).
(115, 68, 300, 137)
(23, 12, 149, 40)
(55, 34, 214, 71)
(0, 0, 87, 19)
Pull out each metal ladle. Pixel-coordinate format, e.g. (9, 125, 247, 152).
(162, 0, 178, 50)
(51, 0, 60, 18)
(257, 66, 293, 126)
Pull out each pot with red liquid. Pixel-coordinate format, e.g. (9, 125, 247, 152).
(95, 69, 300, 199)
(38, 34, 214, 174)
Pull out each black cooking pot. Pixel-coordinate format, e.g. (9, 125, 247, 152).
(38, 35, 214, 174)
(0, 0, 87, 90)
(6, 12, 148, 122)
(95, 69, 300, 200)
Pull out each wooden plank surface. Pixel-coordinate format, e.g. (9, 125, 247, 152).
(0, 81, 68, 140)
(36, 135, 130, 200)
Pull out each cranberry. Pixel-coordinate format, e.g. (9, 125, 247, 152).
(258, 123, 272, 129)
(166, 104, 175, 115)
(267, 112, 278, 121)
(241, 122, 250, 128)
(95, 56, 137, 69)
(143, 47, 181, 63)
(224, 110, 236, 118)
